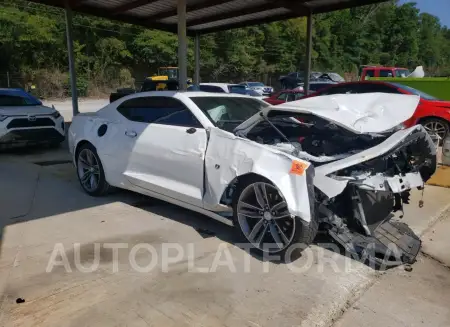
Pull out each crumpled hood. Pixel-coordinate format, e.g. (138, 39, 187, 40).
(0, 105, 56, 116)
(236, 93, 420, 135)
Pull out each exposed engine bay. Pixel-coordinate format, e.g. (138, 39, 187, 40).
(246, 110, 394, 163)
(244, 109, 437, 266)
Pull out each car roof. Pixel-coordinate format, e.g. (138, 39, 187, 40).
(199, 83, 231, 87)
(279, 89, 304, 93)
(182, 91, 253, 98)
(0, 88, 28, 95)
(327, 81, 392, 86)
(363, 66, 408, 70)
(130, 90, 256, 98)
(309, 80, 337, 84)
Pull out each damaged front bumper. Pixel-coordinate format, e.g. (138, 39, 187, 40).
(314, 124, 436, 198)
(315, 125, 437, 267)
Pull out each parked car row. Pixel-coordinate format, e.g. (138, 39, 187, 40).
(2, 76, 448, 150)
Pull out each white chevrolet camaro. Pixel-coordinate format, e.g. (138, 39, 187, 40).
(69, 91, 436, 263)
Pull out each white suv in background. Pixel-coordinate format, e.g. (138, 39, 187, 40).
(0, 88, 65, 148)
(240, 82, 274, 96)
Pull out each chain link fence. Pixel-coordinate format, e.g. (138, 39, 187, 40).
(0, 72, 26, 89)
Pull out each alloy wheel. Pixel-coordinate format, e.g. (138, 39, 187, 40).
(423, 120, 448, 142)
(237, 182, 295, 253)
(77, 148, 101, 192)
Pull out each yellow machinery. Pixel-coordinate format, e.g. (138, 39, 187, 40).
(149, 67, 179, 81)
(147, 67, 192, 90)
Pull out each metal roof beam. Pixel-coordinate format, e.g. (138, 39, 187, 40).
(64, 0, 89, 8)
(145, 0, 234, 21)
(110, 0, 160, 15)
(197, 11, 299, 34)
(186, 3, 279, 27)
(60, 1, 180, 34)
(309, 0, 386, 14)
(277, 0, 310, 14)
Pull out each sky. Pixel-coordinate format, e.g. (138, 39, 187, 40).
(399, 0, 450, 27)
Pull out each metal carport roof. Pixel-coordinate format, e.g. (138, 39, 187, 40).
(28, 0, 387, 36)
(23, 0, 389, 115)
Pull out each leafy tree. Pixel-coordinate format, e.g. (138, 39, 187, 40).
(1, 0, 450, 96)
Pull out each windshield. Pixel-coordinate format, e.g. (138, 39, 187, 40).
(190, 96, 268, 132)
(0, 90, 42, 106)
(228, 85, 246, 92)
(248, 82, 264, 87)
(395, 69, 411, 77)
(158, 68, 178, 79)
(390, 83, 438, 100)
(229, 87, 247, 95)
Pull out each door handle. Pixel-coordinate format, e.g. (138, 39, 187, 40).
(186, 128, 197, 134)
(125, 130, 137, 138)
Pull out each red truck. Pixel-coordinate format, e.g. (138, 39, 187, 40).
(359, 66, 411, 80)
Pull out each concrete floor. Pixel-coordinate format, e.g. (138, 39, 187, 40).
(0, 119, 450, 326)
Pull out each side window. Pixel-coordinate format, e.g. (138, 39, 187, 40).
(199, 85, 225, 93)
(319, 85, 353, 95)
(276, 92, 288, 101)
(379, 69, 393, 78)
(286, 93, 296, 102)
(117, 97, 202, 128)
(365, 70, 375, 78)
(309, 83, 331, 92)
(356, 84, 400, 94)
(294, 92, 305, 100)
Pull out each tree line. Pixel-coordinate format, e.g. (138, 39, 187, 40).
(0, 0, 449, 97)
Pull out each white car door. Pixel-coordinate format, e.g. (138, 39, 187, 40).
(114, 96, 207, 207)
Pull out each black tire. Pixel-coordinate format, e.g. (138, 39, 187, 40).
(232, 175, 318, 261)
(75, 143, 111, 196)
(420, 117, 449, 143)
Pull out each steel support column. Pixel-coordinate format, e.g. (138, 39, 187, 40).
(64, 2, 79, 116)
(177, 0, 188, 91)
(304, 11, 313, 94)
(194, 33, 200, 85)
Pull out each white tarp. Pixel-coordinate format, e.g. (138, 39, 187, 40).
(407, 66, 425, 78)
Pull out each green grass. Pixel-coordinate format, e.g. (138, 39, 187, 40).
(375, 78, 450, 100)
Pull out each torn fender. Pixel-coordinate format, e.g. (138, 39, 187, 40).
(203, 127, 314, 223)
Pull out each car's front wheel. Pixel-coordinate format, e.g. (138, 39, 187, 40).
(233, 176, 317, 259)
(76, 143, 111, 196)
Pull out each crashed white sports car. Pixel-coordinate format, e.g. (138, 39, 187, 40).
(68, 92, 436, 263)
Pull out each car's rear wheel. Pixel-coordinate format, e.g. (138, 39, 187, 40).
(76, 143, 111, 196)
(233, 176, 318, 259)
(421, 118, 449, 143)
